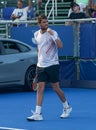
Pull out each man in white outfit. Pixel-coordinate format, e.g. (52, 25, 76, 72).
(27, 14, 72, 121)
(11, 0, 32, 21)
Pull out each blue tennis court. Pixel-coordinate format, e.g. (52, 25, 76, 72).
(0, 87, 96, 130)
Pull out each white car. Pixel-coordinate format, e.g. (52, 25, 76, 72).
(0, 38, 37, 91)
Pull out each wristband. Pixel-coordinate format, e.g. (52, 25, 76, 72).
(51, 35, 58, 41)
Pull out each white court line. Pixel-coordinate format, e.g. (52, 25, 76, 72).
(0, 127, 27, 130)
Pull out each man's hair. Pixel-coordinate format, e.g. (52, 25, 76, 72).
(70, 2, 79, 9)
(18, 0, 23, 4)
(37, 14, 47, 23)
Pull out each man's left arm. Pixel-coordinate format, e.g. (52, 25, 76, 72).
(47, 29, 63, 48)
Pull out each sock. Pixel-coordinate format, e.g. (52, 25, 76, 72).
(36, 105, 41, 114)
(62, 101, 69, 108)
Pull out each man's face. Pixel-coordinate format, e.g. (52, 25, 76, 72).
(39, 19, 48, 31)
(73, 5, 80, 13)
(17, 1, 23, 9)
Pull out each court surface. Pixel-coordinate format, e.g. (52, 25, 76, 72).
(0, 87, 96, 130)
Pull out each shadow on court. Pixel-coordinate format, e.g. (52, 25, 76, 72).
(0, 87, 96, 130)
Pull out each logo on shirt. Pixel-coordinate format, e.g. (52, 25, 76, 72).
(18, 12, 23, 17)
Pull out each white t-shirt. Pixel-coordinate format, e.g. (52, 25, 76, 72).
(12, 7, 28, 21)
(34, 29, 59, 67)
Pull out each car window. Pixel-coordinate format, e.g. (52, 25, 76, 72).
(2, 41, 20, 55)
(0, 43, 2, 54)
(17, 43, 31, 52)
(0, 42, 6, 55)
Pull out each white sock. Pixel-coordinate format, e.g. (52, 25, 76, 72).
(62, 101, 69, 108)
(36, 105, 41, 114)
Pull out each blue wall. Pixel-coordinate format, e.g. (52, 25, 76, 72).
(10, 23, 96, 88)
(80, 23, 96, 58)
(10, 25, 74, 56)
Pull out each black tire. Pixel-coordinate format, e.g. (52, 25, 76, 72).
(24, 65, 36, 91)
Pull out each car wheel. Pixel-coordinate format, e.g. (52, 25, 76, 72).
(24, 65, 36, 91)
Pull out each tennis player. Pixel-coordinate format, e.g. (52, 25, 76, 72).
(27, 14, 72, 121)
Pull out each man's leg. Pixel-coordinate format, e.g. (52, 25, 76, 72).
(51, 82, 72, 118)
(51, 82, 67, 102)
(27, 82, 45, 121)
(35, 82, 45, 114)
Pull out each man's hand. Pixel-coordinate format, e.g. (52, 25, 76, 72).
(47, 28, 53, 35)
(47, 28, 63, 48)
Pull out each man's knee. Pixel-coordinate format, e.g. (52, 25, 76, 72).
(37, 82, 45, 92)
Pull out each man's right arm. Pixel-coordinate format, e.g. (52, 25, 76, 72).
(11, 9, 20, 20)
(11, 14, 21, 20)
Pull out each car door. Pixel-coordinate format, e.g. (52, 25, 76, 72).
(0, 40, 30, 84)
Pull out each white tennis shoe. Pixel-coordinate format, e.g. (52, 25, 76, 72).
(60, 106, 72, 118)
(27, 107, 72, 121)
(27, 111, 43, 121)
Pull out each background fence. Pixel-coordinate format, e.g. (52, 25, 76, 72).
(0, 19, 96, 88)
